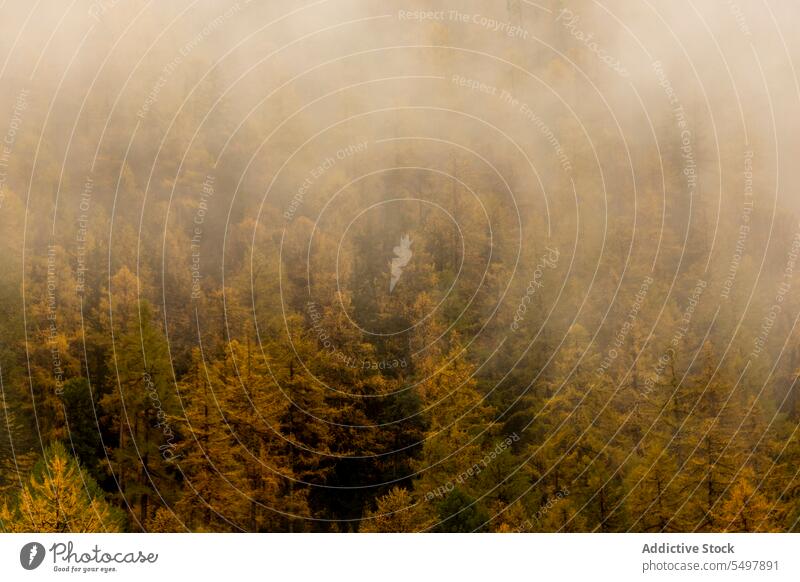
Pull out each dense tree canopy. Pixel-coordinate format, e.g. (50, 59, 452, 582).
(0, 0, 799, 533)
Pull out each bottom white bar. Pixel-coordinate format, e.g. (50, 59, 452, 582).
(1, 533, 797, 581)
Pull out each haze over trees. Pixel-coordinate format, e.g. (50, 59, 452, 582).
(1, 0, 799, 532)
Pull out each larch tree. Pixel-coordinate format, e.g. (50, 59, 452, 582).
(0, 442, 122, 533)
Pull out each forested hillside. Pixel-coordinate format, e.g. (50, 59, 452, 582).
(1, 0, 799, 532)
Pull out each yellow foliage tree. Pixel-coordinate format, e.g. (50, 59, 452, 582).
(359, 487, 434, 532)
(0, 442, 123, 533)
(715, 467, 779, 533)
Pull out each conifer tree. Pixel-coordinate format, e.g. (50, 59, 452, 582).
(0, 442, 123, 532)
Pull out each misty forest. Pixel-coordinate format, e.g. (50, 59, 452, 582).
(1, 0, 800, 533)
